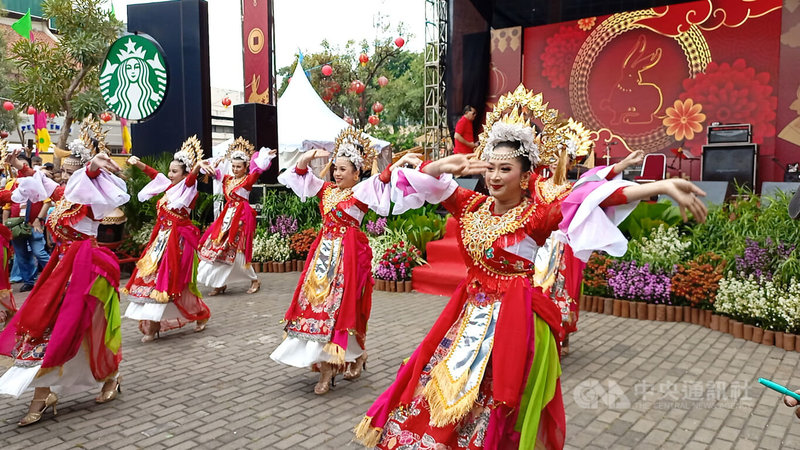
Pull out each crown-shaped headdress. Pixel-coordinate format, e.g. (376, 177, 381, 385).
(57, 115, 110, 167)
(173, 135, 203, 169)
(333, 127, 375, 172)
(226, 136, 255, 163)
(476, 85, 594, 172)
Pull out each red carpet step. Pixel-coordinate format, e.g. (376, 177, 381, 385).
(412, 217, 467, 296)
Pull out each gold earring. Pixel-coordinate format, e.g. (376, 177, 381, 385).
(520, 177, 529, 190)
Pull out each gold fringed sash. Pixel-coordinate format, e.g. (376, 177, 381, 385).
(354, 416, 383, 448)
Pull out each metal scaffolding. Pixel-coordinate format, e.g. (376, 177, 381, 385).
(423, 0, 448, 160)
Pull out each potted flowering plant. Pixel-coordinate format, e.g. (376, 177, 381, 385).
(269, 215, 297, 271)
(251, 231, 269, 272)
(374, 241, 423, 292)
(582, 252, 615, 313)
(671, 252, 726, 328)
(289, 228, 317, 271)
(607, 260, 672, 321)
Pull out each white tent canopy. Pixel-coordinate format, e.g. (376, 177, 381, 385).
(277, 63, 391, 170)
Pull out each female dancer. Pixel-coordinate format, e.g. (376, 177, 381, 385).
(354, 86, 707, 449)
(533, 149, 644, 356)
(269, 127, 407, 394)
(122, 136, 212, 342)
(0, 140, 17, 326)
(197, 138, 275, 295)
(0, 118, 129, 426)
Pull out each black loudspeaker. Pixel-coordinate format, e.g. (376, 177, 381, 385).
(659, 181, 729, 206)
(454, 175, 489, 195)
(128, 0, 211, 160)
(701, 143, 757, 189)
(233, 103, 279, 184)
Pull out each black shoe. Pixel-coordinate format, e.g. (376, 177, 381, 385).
(20, 284, 34, 292)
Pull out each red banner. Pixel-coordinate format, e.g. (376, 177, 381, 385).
(242, 0, 274, 104)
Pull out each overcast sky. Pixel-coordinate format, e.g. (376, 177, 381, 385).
(111, 0, 425, 92)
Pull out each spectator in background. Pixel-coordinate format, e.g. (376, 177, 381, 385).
(453, 105, 478, 155)
(31, 155, 42, 169)
(4, 154, 49, 292)
(41, 163, 54, 180)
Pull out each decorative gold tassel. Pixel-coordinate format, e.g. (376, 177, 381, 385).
(323, 341, 346, 366)
(371, 156, 379, 177)
(422, 361, 481, 427)
(553, 149, 569, 186)
(148, 289, 170, 304)
(53, 147, 72, 159)
(353, 416, 383, 448)
(136, 254, 159, 277)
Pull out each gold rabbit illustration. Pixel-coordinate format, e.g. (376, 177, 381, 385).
(602, 35, 664, 125)
(247, 74, 270, 104)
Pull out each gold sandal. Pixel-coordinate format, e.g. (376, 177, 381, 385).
(95, 376, 122, 404)
(246, 280, 261, 294)
(343, 351, 368, 381)
(18, 392, 58, 427)
(208, 285, 227, 296)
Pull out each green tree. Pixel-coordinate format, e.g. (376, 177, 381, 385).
(277, 25, 422, 131)
(0, 1, 21, 139)
(8, 0, 122, 152)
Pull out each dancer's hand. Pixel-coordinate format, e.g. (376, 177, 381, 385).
(391, 153, 423, 171)
(614, 150, 645, 172)
(6, 149, 24, 171)
(126, 156, 140, 166)
(298, 149, 329, 170)
(422, 154, 491, 178)
(663, 178, 708, 223)
(90, 152, 121, 174)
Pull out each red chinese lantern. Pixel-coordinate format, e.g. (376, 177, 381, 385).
(368, 115, 380, 126)
(394, 37, 405, 48)
(2, 101, 13, 111)
(48, 113, 55, 119)
(26, 106, 36, 115)
(344, 116, 354, 125)
(349, 80, 365, 94)
(221, 97, 232, 108)
(372, 102, 384, 113)
(321, 64, 333, 76)
(100, 112, 113, 122)
(378, 76, 389, 87)
(0, 131, 8, 139)
(355, 81, 365, 94)
(359, 53, 369, 65)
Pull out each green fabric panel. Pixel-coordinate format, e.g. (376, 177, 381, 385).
(515, 314, 562, 449)
(90, 276, 122, 354)
(190, 253, 202, 298)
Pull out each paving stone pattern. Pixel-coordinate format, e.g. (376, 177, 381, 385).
(1, 273, 799, 449)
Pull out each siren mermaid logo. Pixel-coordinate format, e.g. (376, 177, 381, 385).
(100, 35, 168, 120)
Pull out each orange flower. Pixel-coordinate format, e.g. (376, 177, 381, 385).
(663, 98, 706, 141)
(577, 17, 596, 31)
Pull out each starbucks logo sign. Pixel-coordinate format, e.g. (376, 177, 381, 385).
(100, 34, 168, 121)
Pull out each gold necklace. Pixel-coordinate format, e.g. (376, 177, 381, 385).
(461, 197, 533, 262)
(322, 186, 353, 214)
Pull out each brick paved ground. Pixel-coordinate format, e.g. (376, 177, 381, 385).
(1, 272, 799, 449)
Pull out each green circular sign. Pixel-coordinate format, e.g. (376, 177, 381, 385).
(100, 33, 168, 121)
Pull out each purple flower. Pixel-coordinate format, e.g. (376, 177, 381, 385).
(607, 260, 672, 304)
(734, 238, 796, 281)
(366, 217, 387, 236)
(270, 215, 298, 237)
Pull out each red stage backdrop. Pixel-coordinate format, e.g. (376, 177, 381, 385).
(242, 0, 275, 105)
(490, 0, 789, 183)
(776, 1, 800, 179)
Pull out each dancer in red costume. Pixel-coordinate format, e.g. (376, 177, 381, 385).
(0, 117, 129, 426)
(354, 86, 707, 449)
(533, 150, 644, 356)
(197, 138, 276, 296)
(270, 126, 416, 395)
(123, 136, 212, 342)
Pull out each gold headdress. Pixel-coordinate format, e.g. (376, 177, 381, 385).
(0, 138, 8, 173)
(226, 136, 255, 163)
(333, 127, 375, 172)
(56, 114, 110, 166)
(476, 84, 595, 183)
(174, 135, 204, 169)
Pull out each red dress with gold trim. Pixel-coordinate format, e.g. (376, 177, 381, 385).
(123, 165, 211, 332)
(0, 166, 127, 397)
(270, 166, 373, 369)
(0, 188, 17, 322)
